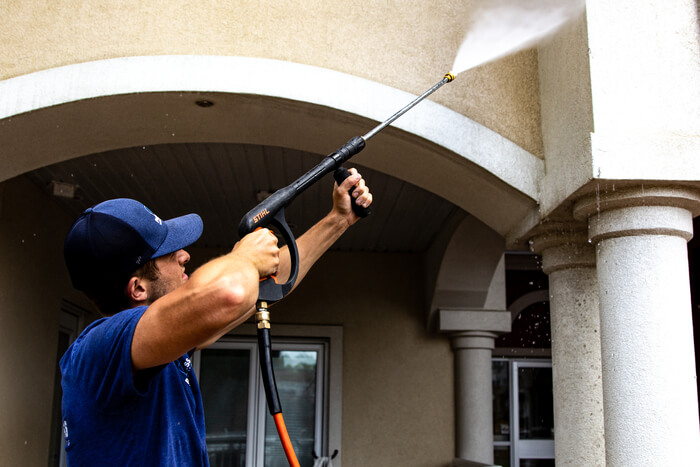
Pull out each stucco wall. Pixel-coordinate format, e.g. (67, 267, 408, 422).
(0, 176, 95, 466)
(0, 0, 542, 157)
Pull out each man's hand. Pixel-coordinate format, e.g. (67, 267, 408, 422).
(332, 168, 373, 227)
(232, 228, 280, 278)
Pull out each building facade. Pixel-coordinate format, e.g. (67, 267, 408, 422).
(0, 1, 698, 466)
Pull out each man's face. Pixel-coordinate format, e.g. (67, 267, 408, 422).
(148, 249, 191, 303)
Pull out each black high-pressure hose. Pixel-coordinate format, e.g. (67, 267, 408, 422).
(238, 73, 455, 467)
(255, 303, 300, 466)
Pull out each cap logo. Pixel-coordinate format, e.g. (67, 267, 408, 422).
(143, 205, 163, 225)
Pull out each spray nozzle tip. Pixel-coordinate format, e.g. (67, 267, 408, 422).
(444, 72, 456, 82)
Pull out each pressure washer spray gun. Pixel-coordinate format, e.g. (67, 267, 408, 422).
(237, 72, 455, 467)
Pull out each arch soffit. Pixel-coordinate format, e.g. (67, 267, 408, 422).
(0, 56, 543, 237)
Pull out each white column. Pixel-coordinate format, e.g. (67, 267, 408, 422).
(439, 310, 511, 464)
(574, 186, 700, 466)
(530, 223, 606, 466)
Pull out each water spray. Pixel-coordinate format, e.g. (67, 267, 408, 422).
(238, 72, 455, 467)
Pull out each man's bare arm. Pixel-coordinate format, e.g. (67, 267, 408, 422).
(131, 228, 279, 370)
(195, 169, 373, 349)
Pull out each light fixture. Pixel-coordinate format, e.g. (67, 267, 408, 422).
(50, 181, 78, 199)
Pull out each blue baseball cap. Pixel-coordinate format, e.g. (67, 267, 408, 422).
(64, 198, 203, 291)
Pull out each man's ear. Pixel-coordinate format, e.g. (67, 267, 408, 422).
(125, 276, 149, 305)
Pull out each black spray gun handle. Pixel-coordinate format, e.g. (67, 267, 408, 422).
(238, 136, 368, 304)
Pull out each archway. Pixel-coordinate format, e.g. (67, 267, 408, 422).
(0, 55, 541, 238)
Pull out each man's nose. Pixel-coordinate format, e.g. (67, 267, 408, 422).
(178, 249, 190, 265)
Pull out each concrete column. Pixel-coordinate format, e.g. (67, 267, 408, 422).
(439, 310, 511, 464)
(574, 185, 700, 466)
(530, 222, 606, 466)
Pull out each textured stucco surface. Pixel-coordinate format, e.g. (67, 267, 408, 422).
(596, 233, 700, 465)
(548, 265, 605, 466)
(0, 0, 543, 157)
(537, 0, 700, 217)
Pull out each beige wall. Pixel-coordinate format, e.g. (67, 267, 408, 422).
(0, 176, 95, 466)
(0, 0, 542, 157)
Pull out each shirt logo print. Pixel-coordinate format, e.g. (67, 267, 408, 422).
(176, 356, 192, 386)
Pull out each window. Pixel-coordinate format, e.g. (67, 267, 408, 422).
(194, 325, 342, 467)
(493, 359, 554, 467)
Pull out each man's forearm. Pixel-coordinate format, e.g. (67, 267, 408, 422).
(198, 213, 349, 350)
(276, 211, 350, 290)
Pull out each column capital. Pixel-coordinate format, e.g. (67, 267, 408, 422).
(573, 185, 700, 243)
(528, 220, 595, 274)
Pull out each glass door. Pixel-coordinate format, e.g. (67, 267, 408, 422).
(512, 361, 554, 466)
(493, 359, 554, 467)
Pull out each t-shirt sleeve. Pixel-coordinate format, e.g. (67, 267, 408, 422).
(63, 306, 153, 410)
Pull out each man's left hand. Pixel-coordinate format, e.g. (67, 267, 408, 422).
(332, 168, 373, 226)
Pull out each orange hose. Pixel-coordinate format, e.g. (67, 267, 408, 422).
(273, 412, 300, 467)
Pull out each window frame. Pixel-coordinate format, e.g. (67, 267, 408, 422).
(52, 301, 86, 467)
(194, 323, 344, 467)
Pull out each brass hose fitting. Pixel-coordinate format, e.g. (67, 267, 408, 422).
(256, 301, 271, 329)
(444, 72, 455, 82)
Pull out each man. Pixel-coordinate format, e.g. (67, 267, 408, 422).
(60, 169, 372, 466)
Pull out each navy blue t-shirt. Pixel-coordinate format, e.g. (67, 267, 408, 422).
(59, 306, 209, 466)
